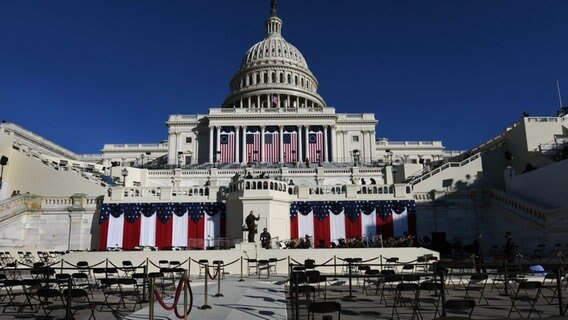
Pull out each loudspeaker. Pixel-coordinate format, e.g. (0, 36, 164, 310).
(431, 232, 449, 255)
(0, 156, 7, 166)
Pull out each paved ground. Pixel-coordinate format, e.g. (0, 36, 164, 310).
(1, 270, 568, 319)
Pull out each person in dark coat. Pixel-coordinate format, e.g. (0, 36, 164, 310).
(504, 232, 515, 263)
(473, 233, 486, 273)
(245, 211, 260, 243)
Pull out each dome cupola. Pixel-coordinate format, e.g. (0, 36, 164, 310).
(222, 0, 326, 109)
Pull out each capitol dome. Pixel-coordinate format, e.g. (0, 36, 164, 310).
(222, 4, 326, 109)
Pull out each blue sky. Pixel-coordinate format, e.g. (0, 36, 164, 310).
(1, 1, 567, 154)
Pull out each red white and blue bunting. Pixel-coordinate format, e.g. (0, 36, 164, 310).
(98, 202, 226, 250)
(290, 200, 417, 247)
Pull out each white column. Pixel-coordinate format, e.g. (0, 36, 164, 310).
(323, 125, 328, 162)
(209, 127, 214, 163)
(242, 125, 247, 163)
(342, 130, 347, 163)
(279, 125, 284, 162)
(304, 126, 310, 161)
(260, 126, 266, 162)
(216, 127, 221, 162)
(235, 126, 240, 163)
(331, 125, 337, 163)
(298, 126, 303, 162)
(168, 130, 176, 165)
(369, 130, 375, 162)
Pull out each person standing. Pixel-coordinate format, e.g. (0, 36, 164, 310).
(473, 233, 486, 273)
(260, 228, 272, 249)
(245, 211, 260, 243)
(504, 232, 515, 263)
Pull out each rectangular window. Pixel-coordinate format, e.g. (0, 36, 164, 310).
(186, 137, 192, 143)
(352, 136, 359, 142)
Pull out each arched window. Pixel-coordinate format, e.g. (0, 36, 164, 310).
(279, 73, 284, 83)
(271, 72, 276, 83)
(264, 73, 268, 83)
(287, 74, 291, 84)
(294, 75, 298, 85)
(256, 73, 260, 84)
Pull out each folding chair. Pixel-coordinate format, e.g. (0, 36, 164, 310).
(463, 273, 489, 305)
(306, 270, 327, 300)
(268, 258, 278, 274)
(378, 274, 403, 306)
(76, 261, 91, 279)
(99, 277, 123, 311)
(246, 258, 258, 276)
(290, 285, 316, 318)
(198, 259, 209, 277)
(391, 282, 420, 320)
(121, 260, 136, 278)
(361, 269, 381, 295)
(308, 301, 341, 320)
(212, 260, 225, 279)
(444, 299, 475, 318)
(419, 281, 442, 319)
(508, 281, 542, 318)
(257, 259, 271, 279)
(72, 272, 94, 297)
(36, 288, 67, 318)
(63, 288, 97, 320)
(2, 279, 25, 313)
(541, 271, 560, 304)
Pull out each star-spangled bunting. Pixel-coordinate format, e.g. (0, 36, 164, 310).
(289, 200, 417, 220)
(98, 202, 226, 225)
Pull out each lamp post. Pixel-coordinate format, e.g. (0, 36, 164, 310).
(121, 168, 128, 187)
(0, 155, 7, 190)
(67, 208, 72, 251)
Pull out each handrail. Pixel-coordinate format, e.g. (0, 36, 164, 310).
(410, 152, 481, 185)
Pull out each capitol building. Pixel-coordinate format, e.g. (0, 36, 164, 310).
(0, 2, 567, 259)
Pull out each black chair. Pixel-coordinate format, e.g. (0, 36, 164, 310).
(463, 273, 489, 305)
(36, 288, 66, 318)
(308, 301, 341, 320)
(63, 288, 98, 320)
(391, 283, 420, 320)
(419, 281, 442, 319)
(508, 281, 542, 318)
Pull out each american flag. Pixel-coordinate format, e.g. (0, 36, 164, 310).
(283, 131, 297, 163)
(308, 131, 323, 162)
(246, 131, 260, 163)
(219, 132, 235, 163)
(264, 131, 279, 163)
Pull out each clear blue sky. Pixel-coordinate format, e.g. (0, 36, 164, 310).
(1, 1, 567, 154)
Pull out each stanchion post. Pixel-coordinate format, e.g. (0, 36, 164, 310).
(333, 255, 337, 277)
(504, 260, 509, 296)
(198, 263, 212, 310)
(149, 277, 155, 320)
(556, 267, 564, 316)
(214, 264, 224, 297)
(440, 269, 446, 317)
(344, 259, 356, 300)
(187, 256, 191, 282)
(66, 277, 72, 319)
(143, 258, 149, 301)
(239, 256, 244, 282)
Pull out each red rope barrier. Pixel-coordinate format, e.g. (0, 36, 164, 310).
(152, 276, 194, 319)
(207, 264, 221, 280)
